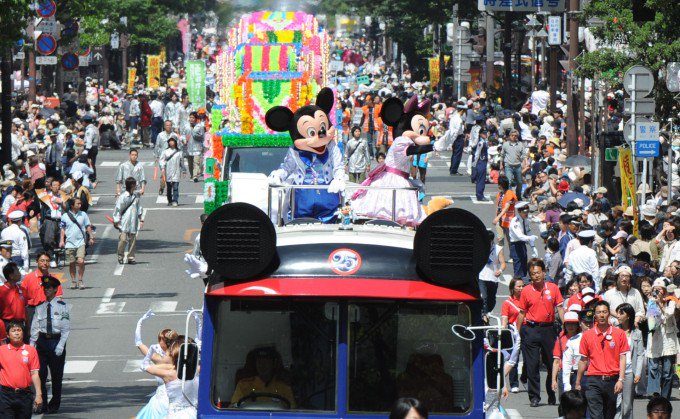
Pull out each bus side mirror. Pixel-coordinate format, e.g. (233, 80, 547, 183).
(486, 329, 514, 351)
(178, 342, 199, 381)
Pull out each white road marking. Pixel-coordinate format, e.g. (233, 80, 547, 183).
(149, 301, 178, 312)
(195, 195, 204, 204)
(113, 263, 125, 276)
(96, 302, 126, 314)
(506, 408, 523, 419)
(101, 288, 115, 303)
(470, 195, 493, 204)
(99, 161, 154, 167)
(123, 359, 142, 373)
(91, 196, 100, 206)
(156, 196, 168, 204)
(88, 224, 113, 264)
(64, 360, 98, 374)
(444, 161, 467, 169)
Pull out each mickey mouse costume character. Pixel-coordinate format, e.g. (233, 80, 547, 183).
(351, 95, 433, 227)
(266, 87, 344, 223)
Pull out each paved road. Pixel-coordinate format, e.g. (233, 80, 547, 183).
(31, 148, 675, 417)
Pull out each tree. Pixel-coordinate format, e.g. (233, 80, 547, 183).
(0, 0, 31, 165)
(318, 0, 480, 82)
(578, 0, 680, 119)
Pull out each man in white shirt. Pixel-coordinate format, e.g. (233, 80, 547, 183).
(82, 115, 99, 181)
(602, 265, 645, 326)
(149, 93, 165, 145)
(435, 101, 467, 175)
(1, 211, 29, 272)
(530, 81, 550, 116)
(564, 230, 600, 291)
(479, 230, 506, 322)
(508, 201, 538, 278)
(155, 121, 179, 196)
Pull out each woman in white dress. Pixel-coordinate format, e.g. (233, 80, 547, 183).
(145, 338, 200, 419)
(135, 310, 179, 419)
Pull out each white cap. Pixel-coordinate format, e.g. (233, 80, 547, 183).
(564, 311, 580, 323)
(515, 201, 529, 211)
(653, 278, 668, 289)
(578, 230, 596, 239)
(8, 210, 24, 220)
(612, 230, 629, 240)
(615, 265, 633, 275)
(581, 287, 595, 296)
(567, 303, 582, 312)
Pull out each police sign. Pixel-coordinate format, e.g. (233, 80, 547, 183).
(634, 121, 660, 158)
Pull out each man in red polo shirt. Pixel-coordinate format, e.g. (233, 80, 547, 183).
(575, 300, 628, 419)
(21, 251, 63, 334)
(0, 263, 26, 325)
(0, 321, 42, 416)
(516, 258, 565, 407)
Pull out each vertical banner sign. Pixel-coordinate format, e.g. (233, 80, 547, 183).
(177, 19, 191, 57)
(429, 58, 440, 91)
(618, 147, 638, 236)
(127, 68, 136, 94)
(186, 60, 206, 108)
(211, 108, 222, 133)
(147, 55, 160, 89)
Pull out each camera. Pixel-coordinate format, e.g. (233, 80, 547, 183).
(652, 289, 660, 298)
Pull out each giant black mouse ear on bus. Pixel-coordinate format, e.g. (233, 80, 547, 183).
(200, 202, 279, 281)
(413, 208, 490, 288)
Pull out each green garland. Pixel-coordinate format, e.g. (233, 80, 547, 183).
(221, 133, 292, 147)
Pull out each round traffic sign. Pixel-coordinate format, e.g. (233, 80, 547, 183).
(623, 65, 654, 97)
(78, 46, 91, 57)
(61, 53, 79, 71)
(36, 33, 57, 56)
(36, 0, 56, 18)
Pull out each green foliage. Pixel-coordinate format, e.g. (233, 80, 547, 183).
(579, 0, 680, 118)
(0, 0, 30, 51)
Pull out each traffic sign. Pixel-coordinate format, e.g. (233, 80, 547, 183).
(36, 56, 57, 65)
(61, 19, 79, 37)
(604, 148, 619, 162)
(636, 121, 660, 141)
(455, 60, 471, 71)
(13, 52, 25, 61)
(36, 33, 57, 55)
(623, 65, 654, 96)
(635, 141, 660, 158)
(79, 55, 89, 67)
(36, 0, 56, 18)
(91, 46, 105, 65)
(454, 73, 472, 82)
(61, 53, 79, 71)
(36, 18, 58, 35)
(623, 98, 655, 116)
(63, 71, 78, 83)
(623, 117, 651, 143)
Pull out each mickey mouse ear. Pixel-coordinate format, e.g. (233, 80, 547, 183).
(403, 95, 419, 114)
(265, 106, 294, 132)
(380, 97, 404, 127)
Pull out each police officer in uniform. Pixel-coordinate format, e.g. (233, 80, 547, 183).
(30, 276, 69, 414)
(1, 211, 29, 272)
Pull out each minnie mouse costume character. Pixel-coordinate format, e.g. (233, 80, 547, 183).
(351, 95, 433, 226)
(266, 87, 344, 223)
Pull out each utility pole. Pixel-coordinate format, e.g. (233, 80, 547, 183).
(485, 12, 495, 91)
(1, 50, 12, 165)
(566, 0, 580, 156)
(502, 12, 512, 107)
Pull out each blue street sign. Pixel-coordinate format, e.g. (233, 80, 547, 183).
(36, 0, 56, 18)
(36, 33, 57, 55)
(15, 39, 24, 47)
(61, 53, 79, 71)
(635, 140, 660, 158)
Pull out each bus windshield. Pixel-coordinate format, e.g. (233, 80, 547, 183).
(228, 147, 289, 175)
(211, 299, 472, 414)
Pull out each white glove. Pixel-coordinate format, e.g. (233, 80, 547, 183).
(528, 235, 538, 247)
(55, 346, 64, 357)
(135, 309, 155, 346)
(268, 169, 285, 186)
(184, 254, 208, 279)
(563, 383, 571, 392)
(531, 246, 538, 258)
(327, 177, 346, 193)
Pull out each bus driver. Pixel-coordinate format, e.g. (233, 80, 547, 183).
(230, 347, 295, 408)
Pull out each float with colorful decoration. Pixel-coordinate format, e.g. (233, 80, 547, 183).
(204, 11, 330, 214)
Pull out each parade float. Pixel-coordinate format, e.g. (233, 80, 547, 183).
(203, 11, 330, 214)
